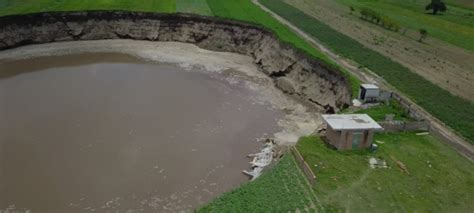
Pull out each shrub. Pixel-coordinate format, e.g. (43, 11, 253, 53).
(360, 7, 400, 32)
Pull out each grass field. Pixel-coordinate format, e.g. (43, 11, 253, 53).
(446, 0, 474, 9)
(345, 100, 411, 122)
(198, 154, 322, 212)
(0, 0, 176, 15)
(336, 0, 474, 51)
(206, 0, 328, 61)
(260, 0, 474, 144)
(297, 134, 474, 212)
(176, 0, 212, 15)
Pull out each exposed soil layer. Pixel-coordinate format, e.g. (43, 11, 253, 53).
(0, 11, 351, 111)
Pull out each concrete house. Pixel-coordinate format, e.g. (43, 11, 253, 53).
(322, 114, 383, 150)
(358, 84, 380, 103)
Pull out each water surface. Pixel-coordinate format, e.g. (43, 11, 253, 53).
(0, 53, 281, 212)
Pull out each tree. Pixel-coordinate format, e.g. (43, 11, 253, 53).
(425, 0, 447, 15)
(419, 29, 428, 42)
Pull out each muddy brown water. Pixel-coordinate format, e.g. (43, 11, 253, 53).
(0, 53, 281, 212)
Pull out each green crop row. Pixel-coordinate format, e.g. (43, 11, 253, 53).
(198, 154, 320, 212)
(260, 0, 474, 143)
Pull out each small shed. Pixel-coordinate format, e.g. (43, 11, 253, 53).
(358, 84, 380, 102)
(322, 114, 383, 150)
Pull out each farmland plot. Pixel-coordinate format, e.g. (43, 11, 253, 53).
(336, 0, 474, 51)
(285, 0, 474, 102)
(260, 0, 474, 144)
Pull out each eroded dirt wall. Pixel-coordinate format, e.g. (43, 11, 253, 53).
(0, 11, 351, 111)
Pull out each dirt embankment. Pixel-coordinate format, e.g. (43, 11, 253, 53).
(0, 11, 351, 112)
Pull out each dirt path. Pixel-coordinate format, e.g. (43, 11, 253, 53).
(252, 0, 474, 161)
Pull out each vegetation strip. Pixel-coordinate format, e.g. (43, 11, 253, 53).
(176, 0, 212, 15)
(348, 99, 411, 122)
(260, 0, 474, 143)
(199, 154, 322, 212)
(0, 0, 177, 16)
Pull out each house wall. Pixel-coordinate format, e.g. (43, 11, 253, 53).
(326, 126, 375, 150)
(326, 126, 341, 148)
(360, 130, 374, 149)
(365, 88, 380, 98)
(335, 129, 374, 150)
(359, 87, 380, 102)
(342, 130, 353, 150)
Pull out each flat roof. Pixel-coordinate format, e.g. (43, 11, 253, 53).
(322, 114, 383, 131)
(361, 84, 379, 89)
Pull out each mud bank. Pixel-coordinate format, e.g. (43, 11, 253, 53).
(0, 11, 351, 111)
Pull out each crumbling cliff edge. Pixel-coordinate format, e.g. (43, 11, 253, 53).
(0, 11, 351, 111)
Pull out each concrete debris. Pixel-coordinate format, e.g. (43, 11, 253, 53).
(369, 157, 388, 169)
(242, 167, 264, 180)
(416, 132, 430, 136)
(352, 99, 362, 107)
(243, 139, 275, 180)
(360, 103, 381, 109)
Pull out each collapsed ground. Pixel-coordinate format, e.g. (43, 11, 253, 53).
(2, 0, 470, 143)
(0, 0, 473, 212)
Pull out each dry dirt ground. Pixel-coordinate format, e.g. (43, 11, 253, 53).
(285, 0, 474, 102)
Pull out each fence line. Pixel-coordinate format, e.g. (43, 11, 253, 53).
(291, 147, 317, 185)
(390, 92, 473, 160)
(380, 121, 430, 133)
